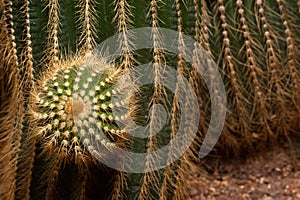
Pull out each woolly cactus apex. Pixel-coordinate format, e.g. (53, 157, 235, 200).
(31, 56, 130, 199)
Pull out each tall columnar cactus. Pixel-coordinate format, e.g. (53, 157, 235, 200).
(0, 0, 300, 199)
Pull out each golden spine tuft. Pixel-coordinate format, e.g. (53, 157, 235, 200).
(277, 0, 300, 110)
(110, 171, 127, 200)
(192, 0, 210, 144)
(45, 0, 60, 68)
(173, 3, 207, 200)
(14, 0, 38, 199)
(198, 0, 211, 52)
(172, 91, 201, 200)
(235, 0, 273, 142)
(193, 0, 201, 43)
(138, 0, 168, 199)
(158, 0, 183, 198)
(113, 0, 136, 71)
(78, 0, 98, 54)
(72, 157, 91, 200)
(44, 150, 67, 200)
(255, 0, 291, 140)
(111, 3, 134, 196)
(77, 171, 88, 200)
(215, 0, 253, 153)
(160, 1, 198, 199)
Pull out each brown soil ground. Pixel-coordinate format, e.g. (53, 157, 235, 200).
(188, 146, 300, 200)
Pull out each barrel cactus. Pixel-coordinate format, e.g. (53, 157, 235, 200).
(0, 0, 299, 199)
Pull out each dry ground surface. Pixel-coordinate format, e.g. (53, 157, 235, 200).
(188, 146, 300, 200)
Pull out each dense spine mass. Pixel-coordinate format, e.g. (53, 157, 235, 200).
(32, 58, 130, 199)
(0, 0, 299, 199)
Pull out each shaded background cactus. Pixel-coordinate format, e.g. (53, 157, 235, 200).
(0, 0, 300, 199)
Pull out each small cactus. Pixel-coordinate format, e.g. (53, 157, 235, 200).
(35, 62, 125, 154)
(31, 56, 133, 199)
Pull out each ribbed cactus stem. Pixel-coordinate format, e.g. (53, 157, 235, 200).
(199, 0, 211, 51)
(78, 0, 97, 53)
(113, 0, 135, 70)
(0, 1, 25, 200)
(277, 0, 300, 105)
(14, 0, 38, 199)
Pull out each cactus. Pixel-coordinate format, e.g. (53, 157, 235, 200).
(31, 57, 131, 199)
(0, 0, 300, 199)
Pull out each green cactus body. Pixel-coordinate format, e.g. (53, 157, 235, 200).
(0, 0, 300, 199)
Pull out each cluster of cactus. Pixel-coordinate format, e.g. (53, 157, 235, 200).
(1, 0, 300, 199)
